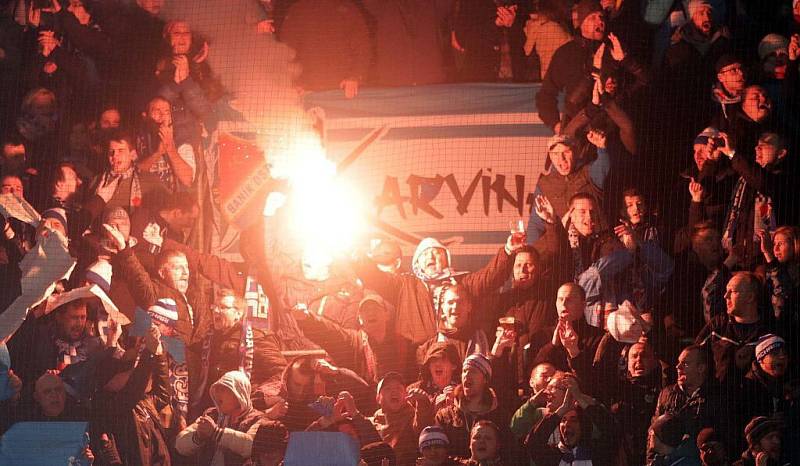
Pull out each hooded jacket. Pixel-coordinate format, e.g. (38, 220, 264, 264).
(175, 371, 262, 466)
(435, 386, 510, 459)
(355, 240, 513, 345)
(190, 322, 286, 419)
(525, 403, 616, 466)
(408, 342, 461, 405)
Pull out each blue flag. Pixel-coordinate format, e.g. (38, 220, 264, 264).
(0, 422, 90, 465)
(284, 432, 360, 466)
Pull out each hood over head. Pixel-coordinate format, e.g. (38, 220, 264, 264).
(412, 237, 452, 281)
(211, 370, 252, 414)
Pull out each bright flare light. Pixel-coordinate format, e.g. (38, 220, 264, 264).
(273, 134, 368, 273)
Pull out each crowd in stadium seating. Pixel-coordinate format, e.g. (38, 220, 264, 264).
(0, 0, 799, 464)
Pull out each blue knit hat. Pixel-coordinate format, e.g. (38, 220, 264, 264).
(41, 207, 68, 231)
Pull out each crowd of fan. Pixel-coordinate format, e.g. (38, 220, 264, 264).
(1, 0, 800, 465)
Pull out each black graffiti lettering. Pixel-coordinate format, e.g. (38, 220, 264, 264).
(490, 174, 527, 215)
(375, 176, 409, 219)
(375, 171, 534, 219)
(407, 175, 445, 219)
(444, 171, 482, 215)
(481, 172, 492, 215)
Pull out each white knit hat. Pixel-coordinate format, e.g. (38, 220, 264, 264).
(419, 426, 450, 450)
(755, 334, 785, 363)
(463, 353, 492, 380)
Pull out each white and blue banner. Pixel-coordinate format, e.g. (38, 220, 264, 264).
(305, 83, 550, 270)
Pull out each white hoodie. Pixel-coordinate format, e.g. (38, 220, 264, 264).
(175, 371, 259, 466)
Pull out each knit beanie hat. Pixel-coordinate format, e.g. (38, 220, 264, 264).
(651, 414, 686, 448)
(758, 34, 789, 60)
(755, 334, 785, 363)
(42, 207, 68, 231)
(574, 0, 603, 29)
(376, 371, 405, 394)
(744, 416, 783, 447)
(85, 260, 113, 293)
(686, 0, 712, 19)
(696, 427, 719, 450)
(546, 134, 575, 152)
(714, 54, 742, 73)
(693, 127, 721, 145)
(463, 353, 492, 380)
(419, 426, 450, 450)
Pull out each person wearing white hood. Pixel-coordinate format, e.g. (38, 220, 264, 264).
(176, 370, 263, 466)
(354, 233, 523, 346)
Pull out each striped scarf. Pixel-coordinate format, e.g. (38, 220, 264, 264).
(194, 320, 255, 405)
(100, 167, 144, 211)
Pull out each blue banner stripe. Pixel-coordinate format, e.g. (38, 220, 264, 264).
(305, 83, 540, 118)
(413, 230, 509, 244)
(328, 124, 551, 142)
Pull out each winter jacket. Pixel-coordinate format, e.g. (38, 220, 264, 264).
(372, 400, 435, 466)
(534, 318, 622, 405)
(524, 403, 617, 466)
(175, 371, 262, 466)
(191, 322, 286, 418)
(297, 311, 412, 384)
(527, 147, 610, 242)
(723, 153, 798, 270)
(112, 246, 212, 409)
(363, 0, 456, 86)
(534, 220, 636, 330)
(649, 440, 702, 466)
(280, 0, 371, 90)
(407, 342, 461, 406)
(435, 387, 513, 460)
(354, 246, 514, 346)
(764, 260, 800, 336)
(653, 383, 720, 436)
(535, 36, 614, 130)
(477, 280, 557, 389)
(91, 350, 173, 466)
(695, 314, 774, 385)
(613, 369, 667, 466)
(7, 313, 104, 403)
